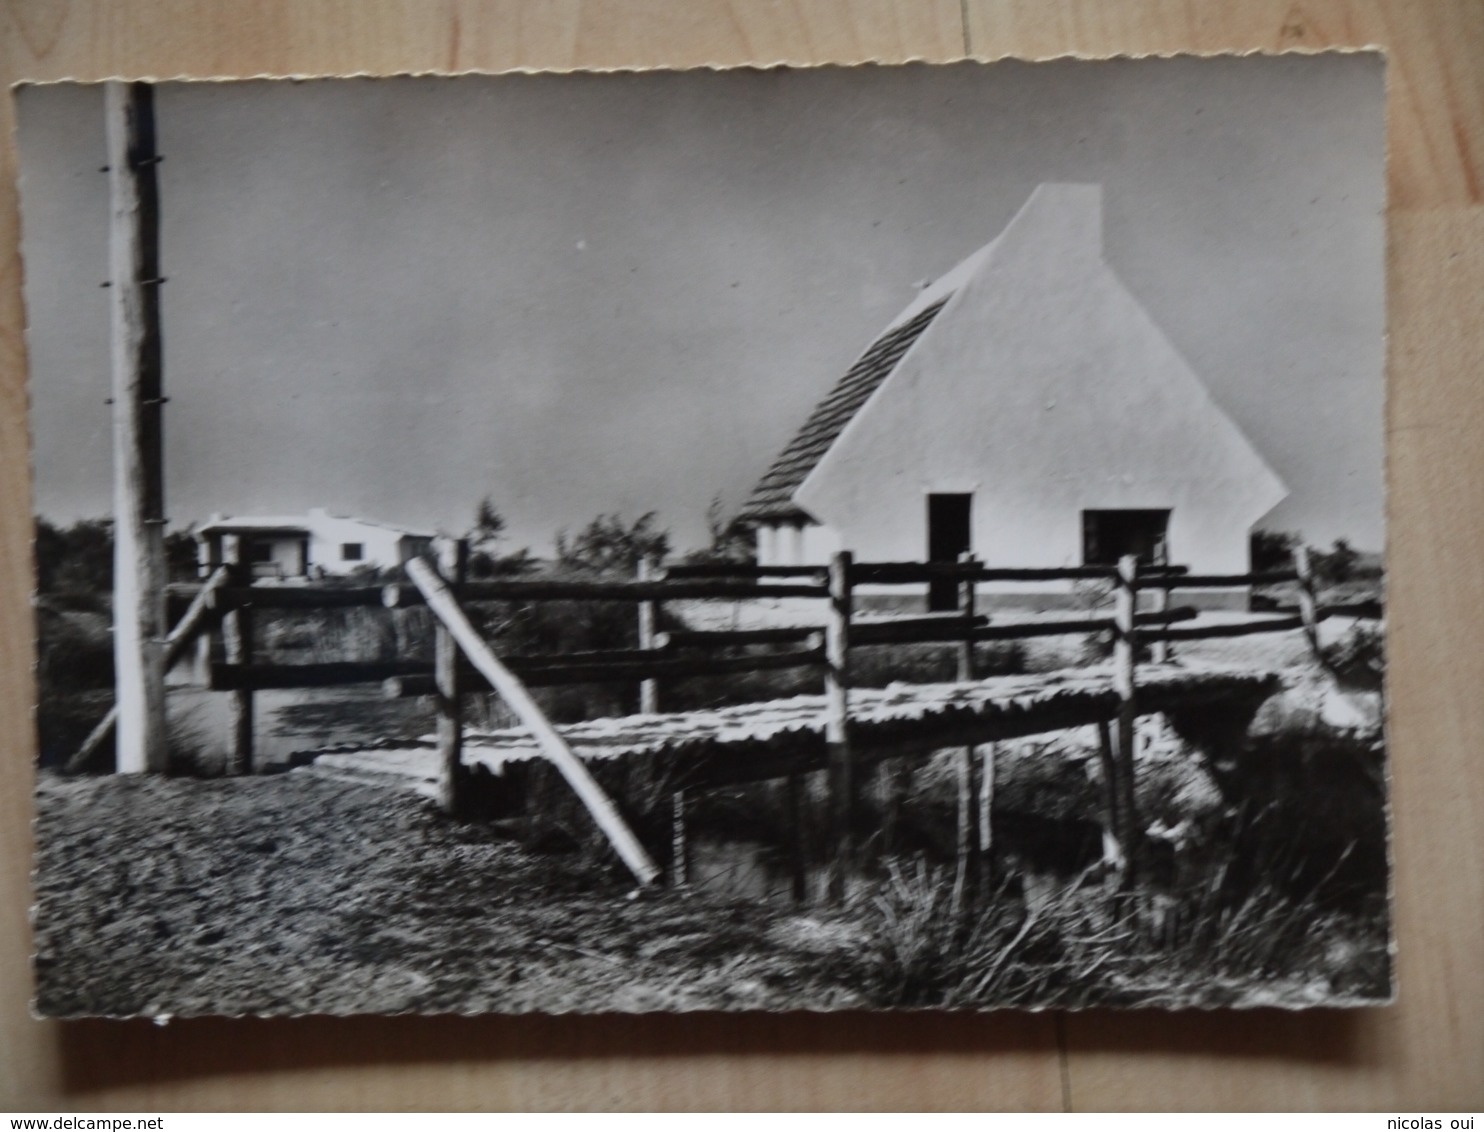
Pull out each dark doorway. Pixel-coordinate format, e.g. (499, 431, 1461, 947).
(927, 493, 973, 611)
(1082, 509, 1171, 567)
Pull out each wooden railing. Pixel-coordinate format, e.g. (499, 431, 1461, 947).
(104, 542, 1379, 895)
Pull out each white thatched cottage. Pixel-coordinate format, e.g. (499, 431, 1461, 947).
(739, 184, 1286, 607)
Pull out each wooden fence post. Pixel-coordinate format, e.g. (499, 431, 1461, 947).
(956, 552, 978, 681)
(825, 549, 854, 904)
(106, 81, 169, 774)
(1294, 545, 1320, 658)
(637, 556, 687, 886)
(222, 536, 254, 775)
(1112, 554, 1140, 887)
(636, 556, 659, 713)
(951, 552, 980, 915)
(435, 538, 469, 815)
(194, 538, 219, 685)
(1150, 578, 1171, 665)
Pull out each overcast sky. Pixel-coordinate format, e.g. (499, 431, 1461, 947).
(17, 55, 1385, 555)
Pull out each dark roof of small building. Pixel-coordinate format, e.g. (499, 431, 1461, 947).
(738, 297, 949, 523)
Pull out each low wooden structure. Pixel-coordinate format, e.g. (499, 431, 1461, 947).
(85, 543, 1378, 897)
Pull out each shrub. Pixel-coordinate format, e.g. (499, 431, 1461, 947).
(1250, 529, 1299, 573)
(34, 517, 114, 609)
(682, 496, 756, 567)
(36, 608, 115, 692)
(555, 512, 670, 576)
(1312, 538, 1360, 586)
(1322, 621, 1385, 691)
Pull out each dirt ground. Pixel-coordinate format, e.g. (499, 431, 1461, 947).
(31, 772, 880, 1017)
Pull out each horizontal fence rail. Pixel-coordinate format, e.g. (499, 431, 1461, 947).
(850, 562, 1118, 585)
(181, 560, 1380, 698)
(1150, 570, 1299, 589)
(656, 626, 824, 649)
(848, 613, 988, 647)
(382, 577, 829, 605)
(1316, 600, 1385, 621)
(210, 660, 429, 691)
(1143, 615, 1307, 642)
(166, 582, 389, 609)
(847, 562, 1193, 586)
(660, 563, 827, 580)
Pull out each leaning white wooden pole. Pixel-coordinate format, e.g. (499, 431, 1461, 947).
(67, 566, 230, 773)
(106, 81, 169, 774)
(405, 557, 661, 887)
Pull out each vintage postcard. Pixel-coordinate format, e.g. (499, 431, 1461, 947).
(20, 55, 1388, 1016)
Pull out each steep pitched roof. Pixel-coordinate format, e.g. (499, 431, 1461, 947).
(739, 297, 949, 522)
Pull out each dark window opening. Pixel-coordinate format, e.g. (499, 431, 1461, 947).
(247, 542, 274, 563)
(1082, 510, 1170, 567)
(927, 493, 973, 611)
(341, 542, 364, 561)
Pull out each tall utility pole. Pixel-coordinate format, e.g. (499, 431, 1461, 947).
(106, 82, 168, 773)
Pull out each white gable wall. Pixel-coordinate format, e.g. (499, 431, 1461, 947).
(302, 511, 410, 573)
(793, 184, 1287, 578)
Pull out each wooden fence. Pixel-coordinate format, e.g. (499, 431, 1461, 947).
(83, 542, 1379, 894)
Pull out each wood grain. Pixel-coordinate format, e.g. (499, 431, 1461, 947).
(1, 0, 1479, 1111)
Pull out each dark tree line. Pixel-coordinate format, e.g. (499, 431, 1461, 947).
(474, 493, 753, 578)
(1249, 529, 1377, 586)
(35, 517, 199, 609)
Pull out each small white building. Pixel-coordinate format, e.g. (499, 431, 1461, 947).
(739, 184, 1287, 608)
(195, 508, 435, 580)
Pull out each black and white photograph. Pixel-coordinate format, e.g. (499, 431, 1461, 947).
(19, 54, 1389, 1017)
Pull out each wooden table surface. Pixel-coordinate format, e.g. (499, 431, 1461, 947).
(1, 0, 1480, 1111)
